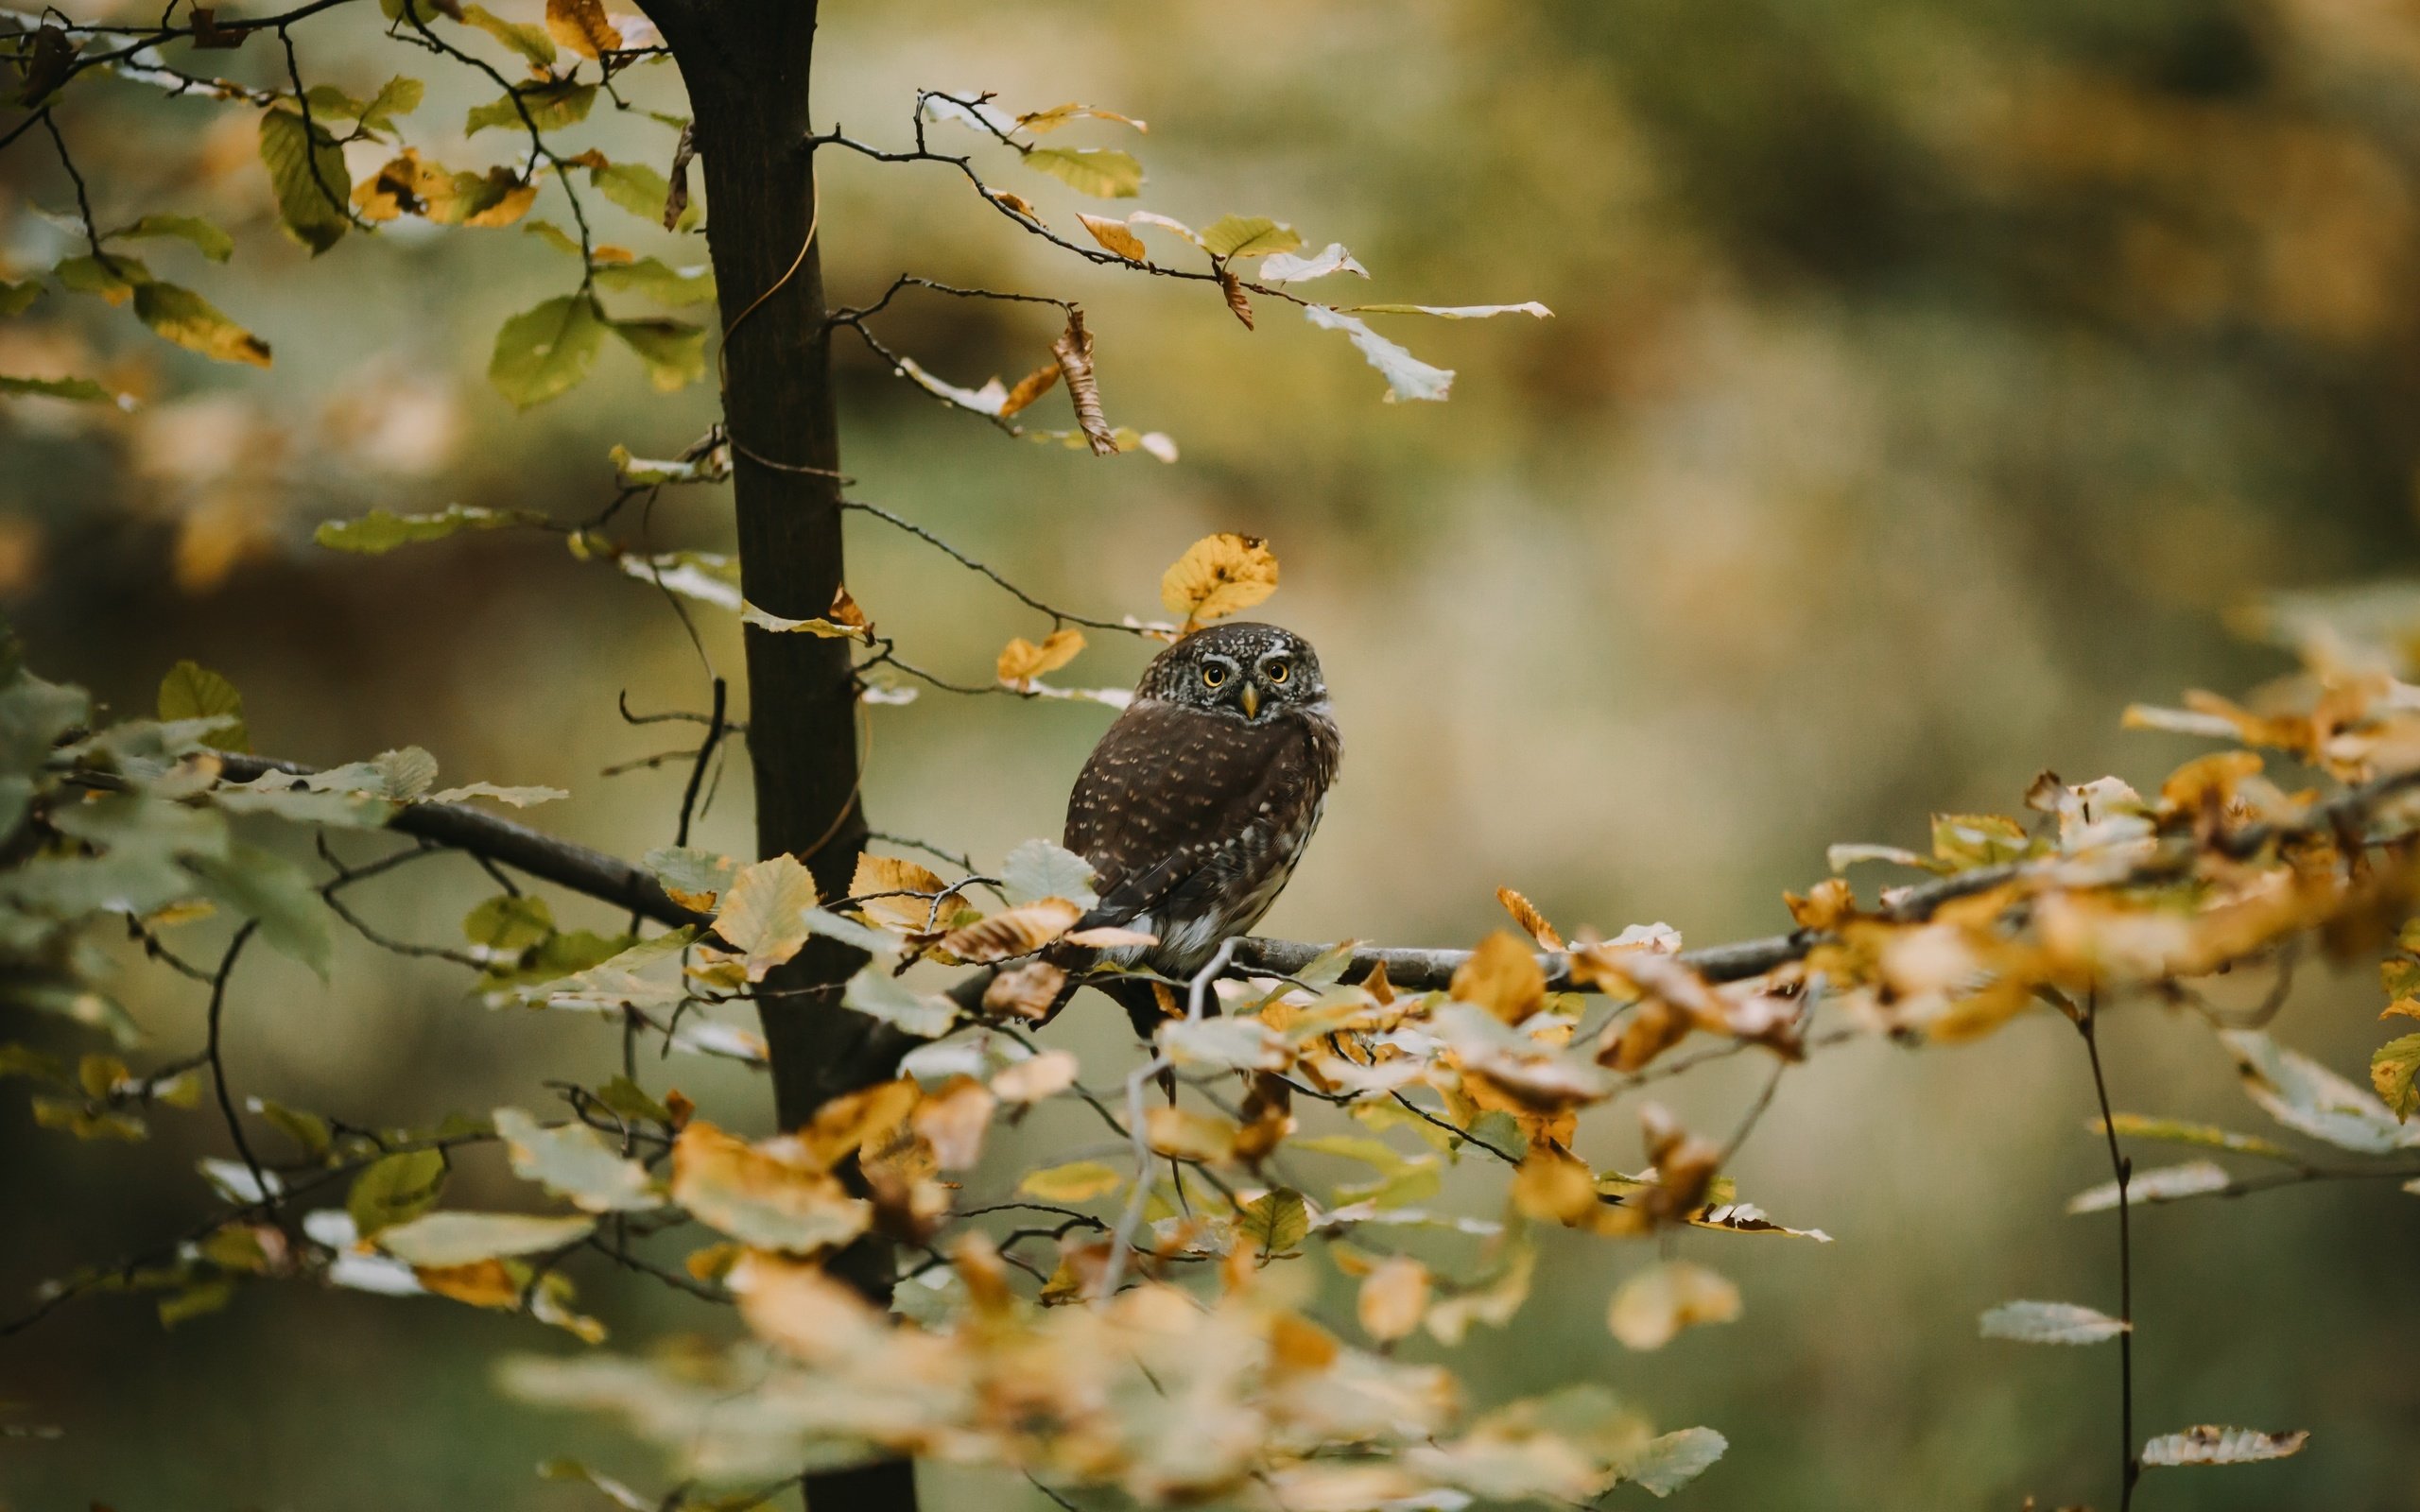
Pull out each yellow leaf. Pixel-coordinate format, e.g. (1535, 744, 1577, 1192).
(134, 283, 270, 368)
(1511, 1143, 1600, 1225)
(1019, 1159, 1125, 1202)
(713, 854, 820, 981)
(997, 359, 1061, 418)
(798, 1077, 923, 1171)
(1016, 102, 1148, 134)
(670, 1122, 870, 1253)
(1146, 1105, 1238, 1162)
(1608, 1260, 1740, 1350)
(849, 853, 948, 931)
(1160, 532, 1279, 628)
(1022, 146, 1144, 198)
(1357, 1255, 1430, 1343)
(1451, 930, 1547, 1024)
(942, 898, 1082, 962)
(414, 1258, 521, 1309)
(997, 627, 1086, 684)
(544, 0, 620, 60)
(1079, 212, 1148, 261)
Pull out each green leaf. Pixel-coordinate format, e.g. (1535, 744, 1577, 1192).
(0, 375, 112, 403)
(459, 3, 557, 67)
(106, 215, 234, 262)
(314, 504, 547, 555)
(2094, 1113, 2296, 1163)
(644, 846, 738, 911)
(463, 893, 554, 953)
(157, 1276, 235, 1329)
(2140, 1426, 2308, 1467)
(31, 1096, 147, 1142)
(1240, 1188, 1308, 1255)
(157, 661, 248, 753)
(1928, 812, 2034, 870)
(348, 1148, 449, 1237)
(516, 928, 698, 1011)
(258, 108, 352, 254)
(185, 844, 332, 979)
(593, 1075, 672, 1127)
(490, 295, 606, 408)
(1979, 1299, 2130, 1344)
(1020, 146, 1144, 198)
(1616, 1427, 1728, 1498)
(132, 283, 272, 367)
(591, 257, 717, 307)
(313, 75, 424, 133)
(587, 161, 694, 230)
(1197, 215, 1302, 260)
(0, 279, 42, 317)
(249, 1096, 332, 1160)
(375, 1210, 596, 1266)
(493, 1108, 662, 1212)
(522, 219, 584, 258)
(55, 253, 148, 304)
(607, 316, 707, 391)
(466, 80, 595, 136)
(2372, 1033, 2420, 1120)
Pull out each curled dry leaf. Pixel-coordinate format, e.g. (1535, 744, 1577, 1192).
(1495, 887, 1564, 951)
(942, 898, 1084, 962)
(1160, 532, 1280, 630)
(1607, 1260, 1740, 1351)
(1219, 269, 1254, 330)
(981, 959, 1068, 1020)
(1357, 1255, 1431, 1343)
(998, 627, 1086, 685)
(1050, 306, 1117, 456)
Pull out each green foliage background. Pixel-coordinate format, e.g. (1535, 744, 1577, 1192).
(6, 0, 2420, 1506)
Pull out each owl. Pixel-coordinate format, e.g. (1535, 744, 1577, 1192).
(1060, 622, 1342, 1035)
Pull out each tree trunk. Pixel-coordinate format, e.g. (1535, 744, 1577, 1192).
(633, 6, 915, 1510)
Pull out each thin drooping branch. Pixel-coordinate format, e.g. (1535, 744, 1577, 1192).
(2081, 1000, 2139, 1512)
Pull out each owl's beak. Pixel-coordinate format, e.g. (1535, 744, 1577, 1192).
(1238, 682, 1260, 720)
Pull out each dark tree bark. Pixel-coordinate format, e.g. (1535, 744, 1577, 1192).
(630, 6, 915, 1509)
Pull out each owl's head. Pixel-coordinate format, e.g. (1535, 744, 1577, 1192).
(1139, 622, 1327, 723)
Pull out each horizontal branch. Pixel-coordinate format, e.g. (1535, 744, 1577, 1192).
(213, 756, 708, 931)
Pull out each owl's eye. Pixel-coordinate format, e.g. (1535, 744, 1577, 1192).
(1201, 663, 1228, 688)
(1265, 659, 1289, 684)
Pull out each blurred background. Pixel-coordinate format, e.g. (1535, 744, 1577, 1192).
(7, 0, 2420, 1506)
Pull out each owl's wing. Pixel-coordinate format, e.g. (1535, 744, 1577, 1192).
(1063, 700, 1314, 928)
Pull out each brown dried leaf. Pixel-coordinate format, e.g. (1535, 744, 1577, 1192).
(1219, 269, 1254, 330)
(797, 1077, 923, 1171)
(662, 123, 694, 231)
(981, 959, 1068, 1020)
(1511, 1143, 1599, 1226)
(942, 898, 1084, 963)
(1078, 213, 1148, 261)
(1050, 306, 1116, 456)
(996, 627, 1086, 685)
(827, 584, 871, 634)
(1451, 930, 1548, 1024)
(1160, 532, 1281, 629)
(997, 360, 1062, 419)
(1495, 887, 1564, 951)
(544, 0, 621, 59)
(1785, 877, 1857, 931)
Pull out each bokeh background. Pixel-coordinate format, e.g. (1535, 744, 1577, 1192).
(7, 0, 2420, 1506)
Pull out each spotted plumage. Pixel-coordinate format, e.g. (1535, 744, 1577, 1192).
(1060, 622, 1341, 1034)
